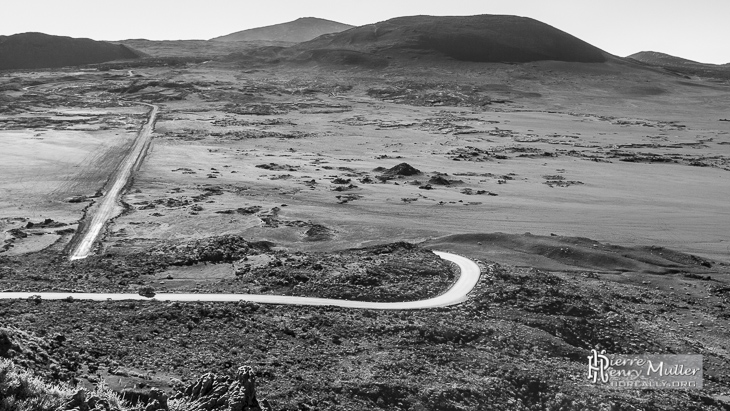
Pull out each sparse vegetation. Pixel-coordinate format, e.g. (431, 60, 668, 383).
(0, 358, 132, 411)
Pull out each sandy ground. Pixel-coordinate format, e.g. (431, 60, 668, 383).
(94, 65, 730, 265)
(1, 62, 729, 265)
(0, 97, 148, 254)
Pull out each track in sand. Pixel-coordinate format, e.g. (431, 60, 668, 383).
(67, 103, 159, 260)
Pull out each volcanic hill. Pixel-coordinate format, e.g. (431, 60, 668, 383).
(628, 51, 711, 67)
(628, 51, 730, 80)
(0, 32, 143, 70)
(288, 14, 609, 65)
(212, 17, 354, 43)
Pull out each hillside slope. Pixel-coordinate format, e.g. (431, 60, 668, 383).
(628, 51, 730, 80)
(628, 51, 709, 67)
(111, 38, 291, 58)
(0, 32, 142, 70)
(212, 17, 353, 42)
(291, 14, 609, 64)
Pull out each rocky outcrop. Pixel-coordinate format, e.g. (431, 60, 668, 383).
(175, 366, 272, 411)
(151, 235, 274, 266)
(124, 388, 168, 411)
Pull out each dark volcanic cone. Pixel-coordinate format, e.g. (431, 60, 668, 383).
(292, 14, 609, 64)
(212, 17, 353, 43)
(0, 32, 143, 70)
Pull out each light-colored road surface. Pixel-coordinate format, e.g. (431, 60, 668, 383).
(68, 103, 159, 260)
(0, 251, 480, 309)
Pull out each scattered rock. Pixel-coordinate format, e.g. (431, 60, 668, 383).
(8, 228, 27, 238)
(215, 206, 262, 215)
(138, 286, 156, 298)
(331, 177, 351, 184)
(304, 224, 334, 241)
(68, 195, 88, 203)
(331, 184, 358, 192)
(428, 175, 452, 185)
(255, 163, 299, 172)
(335, 194, 363, 204)
(25, 218, 66, 229)
(383, 162, 421, 176)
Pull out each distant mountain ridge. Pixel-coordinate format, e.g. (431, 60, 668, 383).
(110, 38, 290, 58)
(212, 17, 353, 43)
(0, 32, 142, 70)
(286, 14, 609, 66)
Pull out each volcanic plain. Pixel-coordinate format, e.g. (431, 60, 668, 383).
(2, 14, 730, 411)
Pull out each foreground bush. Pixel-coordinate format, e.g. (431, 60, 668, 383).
(0, 358, 130, 411)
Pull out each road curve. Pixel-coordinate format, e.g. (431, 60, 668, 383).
(68, 103, 159, 260)
(0, 251, 480, 310)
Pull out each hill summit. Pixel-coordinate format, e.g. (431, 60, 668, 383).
(627, 51, 730, 80)
(212, 17, 354, 43)
(292, 14, 608, 64)
(0, 32, 142, 70)
(627, 51, 710, 67)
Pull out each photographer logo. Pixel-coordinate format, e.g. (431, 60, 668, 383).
(587, 350, 702, 389)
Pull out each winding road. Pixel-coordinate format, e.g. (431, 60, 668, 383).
(68, 103, 159, 260)
(26, 100, 482, 309)
(0, 251, 480, 309)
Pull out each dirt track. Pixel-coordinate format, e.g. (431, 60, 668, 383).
(67, 103, 159, 260)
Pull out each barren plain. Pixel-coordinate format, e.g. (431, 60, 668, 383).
(2, 37, 730, 410)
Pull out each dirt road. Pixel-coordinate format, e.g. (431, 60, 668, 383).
(68, 103, 159, 260)
(0, 251, 480, 309)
